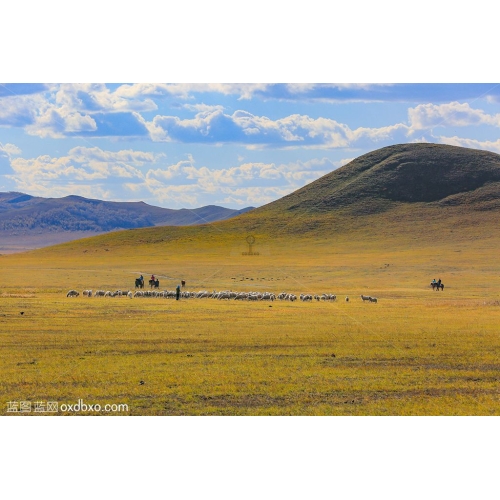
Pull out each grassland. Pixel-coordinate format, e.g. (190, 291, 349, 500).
(1, 203, 499, 416)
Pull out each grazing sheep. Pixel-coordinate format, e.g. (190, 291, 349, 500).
(369, 296, 378, 303)
(94, 290, 105, 297)
(67, 290, 79, 297)
(321, 294, 336, 302)
(261, 293, 273, 301)
(361, 295, 371, 302)
(127, 291, 133, 298)
(83, 289, 92, 297)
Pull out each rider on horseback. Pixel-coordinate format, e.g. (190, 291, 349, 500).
(151, 274, 155, 282)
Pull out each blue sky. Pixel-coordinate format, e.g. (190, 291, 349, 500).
(1, 83, 500, 209)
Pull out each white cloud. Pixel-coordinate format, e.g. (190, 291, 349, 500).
(0, 142, 22, 156)
(408, 101, 500, 130)
(68, 147, 162, 165)
(436, 135, 500, 154)
(25, 107, 97, 138)
(114, 83, 272, 100)
(145, 107, 410, 149)
(54, 83, 158, 113)
(0, 84, 156, 138)
(7, 147, 164, 196)
(0, 94, 46, 127)
(338, 157, 354, 166)
(6, 148, 342, 208)
(219, 186, 293, 206)
(182, 103, 225, 113)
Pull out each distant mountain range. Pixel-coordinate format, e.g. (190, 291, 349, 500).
(0, 192, 254, 253)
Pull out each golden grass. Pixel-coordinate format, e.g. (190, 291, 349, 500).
(1, 206, 499, 415)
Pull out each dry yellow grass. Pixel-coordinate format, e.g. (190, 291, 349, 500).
(1, 205, 499, 415)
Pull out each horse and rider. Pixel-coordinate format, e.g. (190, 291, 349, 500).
(135, 275, 145, 288)
(431, 278, 444, 291)
(149, 274, 160, 288)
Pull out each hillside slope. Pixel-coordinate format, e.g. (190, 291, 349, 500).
(7, 143, 500, 257)
(252, 143, 500, 216)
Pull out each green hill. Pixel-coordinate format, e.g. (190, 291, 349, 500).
(252, 142, 500, 214)
(7, 143, 500, 258)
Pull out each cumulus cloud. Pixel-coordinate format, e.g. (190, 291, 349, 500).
(0, 142, 22, 156)
(145, 108, 410, 148)
(182, 103, 225, 113)
(54, 83, 158, 114)
(0, 84, 156, 138)
(7, 147, 164, 195)
(436, 135, 500, 154)
(0, 142, 22, 174)
(137, 156, 341, 206)
(0, 94, 47, 127)
(5, 84, 500, 145)
(219, 186, 293, 206)
(114, 83, 272, 100)
(408, 101, 500, 130)
(25, 107, 97, 138)
(7, 143, 348, 208)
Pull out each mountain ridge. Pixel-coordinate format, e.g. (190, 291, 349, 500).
(0, 192, 254, 252)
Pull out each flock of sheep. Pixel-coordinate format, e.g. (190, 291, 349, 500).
(66, 289, 378, 303)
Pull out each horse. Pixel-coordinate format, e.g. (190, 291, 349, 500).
(135, 278, 144, 289)
(430, 282, 444, 291)
(149, 279, 160, 289)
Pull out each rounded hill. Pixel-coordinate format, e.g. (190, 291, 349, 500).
(255, 143, 500, 216)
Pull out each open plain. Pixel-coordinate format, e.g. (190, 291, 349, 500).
(1, 144, 499, 415)
(1, 211, 499, 415)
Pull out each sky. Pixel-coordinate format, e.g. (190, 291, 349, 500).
(2, 2, 499, 211)
(2, 83, 500, 209)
